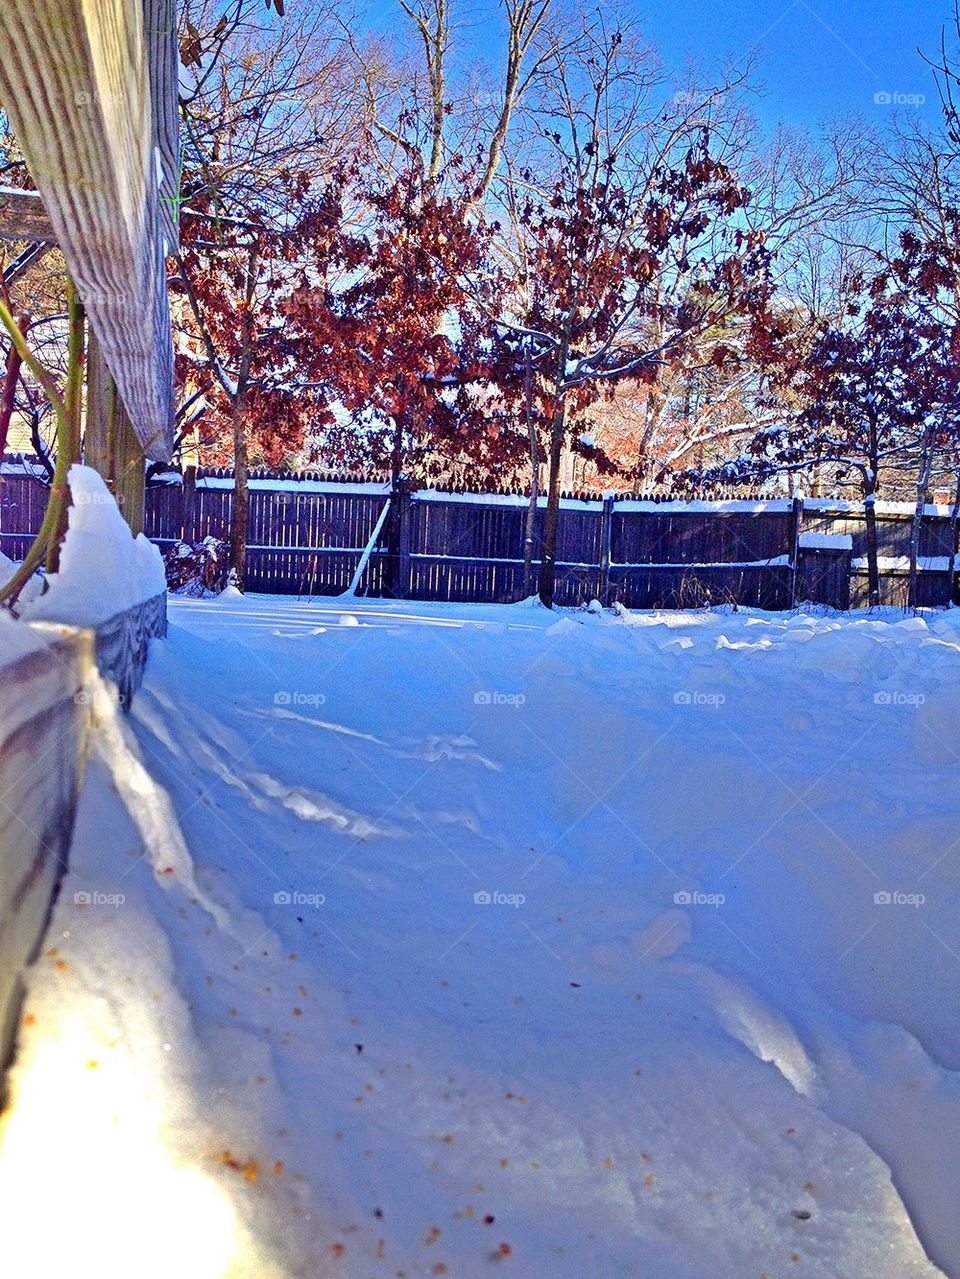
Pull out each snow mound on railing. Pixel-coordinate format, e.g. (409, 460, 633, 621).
(23, 465, 166, 627)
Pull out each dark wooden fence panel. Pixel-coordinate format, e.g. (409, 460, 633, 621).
(143, 481, 181, 546)
(850, 569, 953, 609)
(0, 472, 48, 561)
(609, 564, 794, 611)
(611, 507, 792, 566)
(797, 549, 852, 610)
(2, 466, 958, 609)
(800, 507, 955, 560)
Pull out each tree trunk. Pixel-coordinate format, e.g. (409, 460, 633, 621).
(182, 462, 197, 544)
(0, 333, 23, 465)
(908, 424, 936, 611)
(537, 409, 566, 608)
(521, 347, 539, 598)
(230, 402, 248, 590)
(863, 480, 880, 610)
(949, 461, 960, 607)
(384, 416, 406, 598)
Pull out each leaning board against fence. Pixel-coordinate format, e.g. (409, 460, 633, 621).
(0, 464, 956, 609)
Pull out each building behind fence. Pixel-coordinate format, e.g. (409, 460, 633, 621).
(1, 461, 957, 610)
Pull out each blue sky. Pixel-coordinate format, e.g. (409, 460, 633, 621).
(645, 0, 945, 131)
(362, 0, 948, 134)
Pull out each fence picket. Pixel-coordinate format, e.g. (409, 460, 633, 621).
(0, 465, 956, 609)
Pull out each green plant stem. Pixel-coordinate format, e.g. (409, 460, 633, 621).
(46, 279, 85, 573)
(0, 278, 82, 606)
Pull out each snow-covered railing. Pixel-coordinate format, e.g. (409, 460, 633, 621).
(0, 620, 93, 1081)
(0, 590, 166, 1089)
(0, 469, 169, 1088)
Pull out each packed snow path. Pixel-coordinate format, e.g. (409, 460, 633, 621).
(6, 596, 960, 1278)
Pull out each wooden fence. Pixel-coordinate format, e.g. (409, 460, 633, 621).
(0, 590, 167, 1091)
(1, 465, 957, 610)
(0, 625, 92, 1085)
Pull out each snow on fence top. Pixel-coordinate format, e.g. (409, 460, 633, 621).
(150, 472, 960, 518)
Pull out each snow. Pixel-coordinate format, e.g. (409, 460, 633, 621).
(193, 476, 392, 497)
(613, 555, 790, 568)
(802, 497, 955, 517)
(851, 556, 951, 572)
(616, 497, 794, 513)
(415, 489, 600, 510)
(22, 465, 166, 627)
(3, 595, 960, 1276)
(799, 532, 853, 551)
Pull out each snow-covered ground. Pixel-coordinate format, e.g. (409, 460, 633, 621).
(4, 594, 960, 1278)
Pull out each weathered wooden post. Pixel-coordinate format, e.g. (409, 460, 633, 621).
(85, 330, 147, 536)
(788, 496, 803, 609)
(598, 493, 615, 605)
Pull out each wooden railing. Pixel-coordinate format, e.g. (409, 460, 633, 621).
(0, 625, 92, 1084)
(0, 591, 167, 1088)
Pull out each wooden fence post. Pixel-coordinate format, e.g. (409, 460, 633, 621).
(181, 464, 197, 544)
(788, 496, 803, 609)
(397, 489, 413, 599)
(384, 482, 413, 598)
(598, 494, 615, 605)
(85, 328, 145, 536)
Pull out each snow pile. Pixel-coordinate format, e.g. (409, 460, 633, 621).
(23, 465, 165, 627)
(5, 595, 960, 1276)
